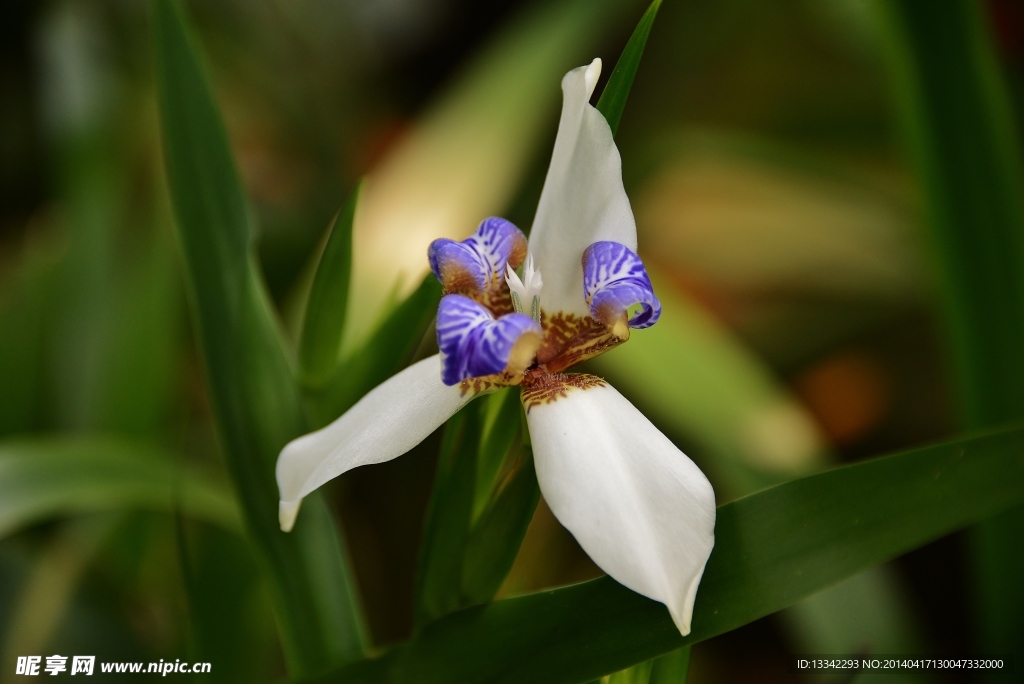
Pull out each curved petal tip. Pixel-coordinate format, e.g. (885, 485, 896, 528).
(585, 58, 602, 97)
(280, 499, 301, 532)
(275, 355, 476, 531)
(528, 59, 637, 319)
(524, 377, 716, 638)
(669, 548, 713, 635)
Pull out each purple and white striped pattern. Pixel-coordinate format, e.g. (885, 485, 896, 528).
(582, 241, 661, 329)
(436, 294, 542, 386)
(428, 217, 527, 295)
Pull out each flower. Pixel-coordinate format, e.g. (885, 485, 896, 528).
(276, 59, 716, 636)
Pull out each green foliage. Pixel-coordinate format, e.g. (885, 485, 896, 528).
(596, 0, 661, 136)
(311, 425, 1024, 683)
(305, 275, 443, 429)
(875, 0, 1024, 671)
(153, 0, 365, 674)
(299, 184, 359, 387)
(176, 519, 275, 683)
(876, 0, 1024, 426)
(415, 394, 537, 628)
(0, 437, 238, 538)
(460, 445, 538, 606)
(416, 408, 484, 627)
(605, 645, 690, 683)
(649, 648, 691, 684)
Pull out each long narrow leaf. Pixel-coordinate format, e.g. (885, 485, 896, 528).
(414, 408, 482, 628)
(154, 0, 366, 674)
(299, 184, 359, 386)
(474, 389, 525, 519)
(306, 275, 442, 429)
(417, 401, 534, 627)
(311, 425, 1024, 683)
(875, 0, 1024, 669)
(0, 437, 237, 537)
(460, 446, 539, 608)
(596, 0, 662, 136)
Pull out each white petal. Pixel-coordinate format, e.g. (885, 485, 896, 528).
(528, 59, 638, 318)
(524, 378, 716, 635)
(276, 355, 475, 531)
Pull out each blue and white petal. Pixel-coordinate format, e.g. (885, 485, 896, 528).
(437, 294, 542, 385)
(528, 59, 638, 319)
(276, 355, 476, 531)
(523, 376, 716, 636)
(428, 217, 527, 297)
(583, 241, 661, 330)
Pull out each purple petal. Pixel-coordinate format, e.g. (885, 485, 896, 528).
(436, 294, 542, 385)
(428, 217, 527, 295)
(582, 241, 661, 329)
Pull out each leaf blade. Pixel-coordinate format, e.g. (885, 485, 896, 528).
(299, 184, 359, 386)
(0, 437, 238, 538)
(876, 0, 1024, 666)
(414, 408, 482, 628)
(311, 425, 1024, 683)
(460, 445, 539, 607)
(153, 0, 367, 673)
(306, 274, 442, 428)
(596, 0, 662, 136)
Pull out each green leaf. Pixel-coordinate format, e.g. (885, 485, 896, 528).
(48, 134, 123, 432)
(876, 0, 1024, 427)
(3, 517, 119, 658)
(306, 275, 442, 428)
(474, 389, 525, 519)
(596, 0, 662, 136)
(604, 646, 690, 684)
(416, 396, 536, 627)
(415, 408, 483, 628)
(176, 513, 273, 682)
(876, 0, 1024, 669)
(0, 437, 238, 538)
(461, 446, 539, 607)
(153, 0, 366, 674)
(310, 424, 1024, 683)
(94, 224, 182, 437)
(0, 237, 60, 436)
(299, 184, 359, 386)
(650, 648, 691, 684)
(607, 660, 653, 684)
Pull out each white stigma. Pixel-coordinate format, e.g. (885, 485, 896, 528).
(506, 253, 543, 322)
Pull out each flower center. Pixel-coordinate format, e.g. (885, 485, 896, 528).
(430, 220, 661, 389)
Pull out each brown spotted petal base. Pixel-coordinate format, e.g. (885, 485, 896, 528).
(520, 371, 607, 412)
(458, 310, 628, 397)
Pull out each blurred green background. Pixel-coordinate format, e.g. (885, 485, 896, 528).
(1, 0, 1022, 681)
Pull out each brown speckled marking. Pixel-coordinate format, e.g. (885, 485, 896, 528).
(507, 235, 528, 272)
(450, 282, 629, 393)
(536, 312, 627, 373)
(520, 371, 606, 412)
(437, 263, 481, 296)
(458, 370, 519, 397)
(442, 282, 515, 318)
(481, 287, 515, 317)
